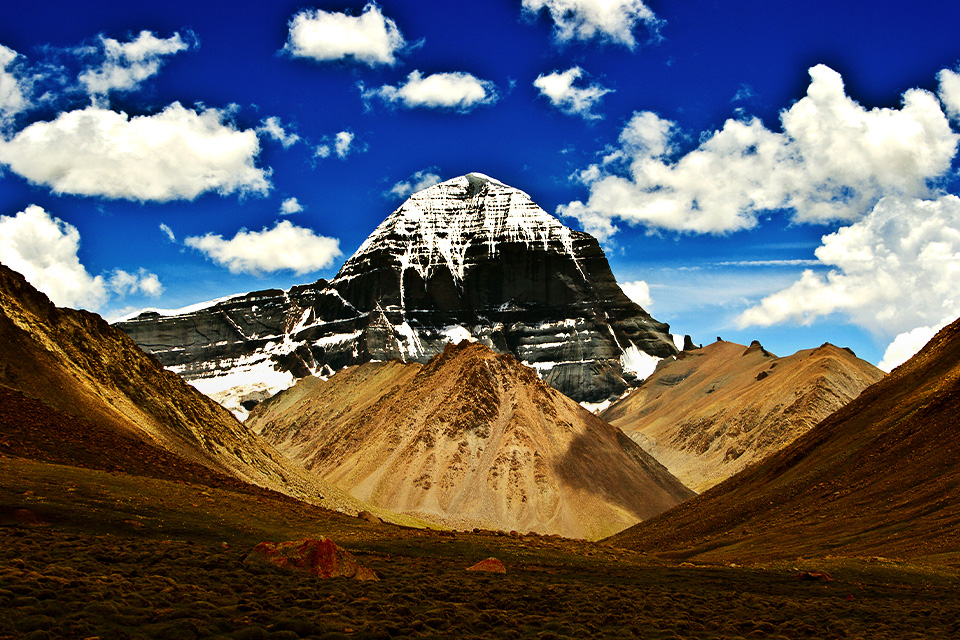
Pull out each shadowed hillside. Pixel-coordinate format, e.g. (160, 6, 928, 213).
(0, 262, 370, 514)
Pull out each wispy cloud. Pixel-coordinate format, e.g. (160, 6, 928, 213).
(388, 169, 442, 199)
(716, 259, 820, 267)
(0, 44, 30, 129)
(159, 222, 176, 242)
(316, 130, 359, 159)
(522, 0, 662, 49)
(533, 66, 612, 120)
(79, 30, 194, 98)
(258, 116, 300, 148)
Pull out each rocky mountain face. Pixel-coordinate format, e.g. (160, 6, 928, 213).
(0, 262, 372, 515)
(601, 339, 884, 492)
(247, 341, 694, 539)
(607, 318, 960, 563)
(116, 173, 677, 417)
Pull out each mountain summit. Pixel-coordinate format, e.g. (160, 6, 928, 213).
(117, 173, 677, 416)
(337, 172, 590, 305)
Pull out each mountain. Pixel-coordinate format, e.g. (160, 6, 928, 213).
(607, 317, 960, 563)
(0, 262, 373, 515)
(116, 173, 677, 417)
(247, 341, 694, 539)
(600, 339, 884, 492)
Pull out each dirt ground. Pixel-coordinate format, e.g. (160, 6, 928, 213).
(2, 456, 959, 639)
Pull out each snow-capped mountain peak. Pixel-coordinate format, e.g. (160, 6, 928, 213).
(117, 172, 678, 418)
(341, 173, 581, 290)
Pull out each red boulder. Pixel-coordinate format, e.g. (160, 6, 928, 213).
(245, 537, 378, 581)
(466, 557, 506, 573)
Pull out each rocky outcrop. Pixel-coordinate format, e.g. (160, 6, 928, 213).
(116, 173, 677, 416)
(601, 340, 884, 492)
(244, 538, 378, 581)
(247, 341, 694, 539)
(466, 558, 506, 573)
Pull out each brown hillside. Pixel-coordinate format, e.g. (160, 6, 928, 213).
(249, 341, 694, 539)
(601, 340, 883, 491)
(607, 317, 960, 564)
(0, 262, 367, 513)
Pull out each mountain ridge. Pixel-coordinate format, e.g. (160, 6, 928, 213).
(0, 261, 377, 516)
(601, 339, 884, 491)
(607, 315, 960, 563)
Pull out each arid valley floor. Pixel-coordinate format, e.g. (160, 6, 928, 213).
(2, 452, 960, 640)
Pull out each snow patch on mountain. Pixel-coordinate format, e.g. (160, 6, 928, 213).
(345, 173, 586, 286)
(113, 292, 250, 322)
(183, 355, 295, 421)
(620, 344, 661, 381)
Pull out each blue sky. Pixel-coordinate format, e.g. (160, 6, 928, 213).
(2, 0, 960, 371)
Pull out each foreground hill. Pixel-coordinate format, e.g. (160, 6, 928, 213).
(0, 262, 369, 514)
(117, 173, 677, 416)
(249, 341, 693, 539)
(608, 317, 960, 563)
(601, 340, 883, 491)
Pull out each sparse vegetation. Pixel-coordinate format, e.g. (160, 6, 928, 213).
(3, 455, 959, 639)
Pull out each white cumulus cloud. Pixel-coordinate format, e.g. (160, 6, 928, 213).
(79, 30, 193, 97)
(284, 3, 405, 66)
(736, 194, 960, 367)
(937, 67, 960, 122)
(389, 169, 442, 199)
(0, 102, 270, 201)
(877, 320, 950, 372)
(534, 66, 612, 120)
(316, 130, 357, 159)
(108, 268, 164, 298)
(561, 65, 958, 239)
(334, 131, 354, 157)
(0, 204, 106, 309)
(185, 220, 342, 275)
(522, 0, 661, 49)
(620, 280, 652, 307)
(258, 116, 300, 148)
(0, 205, 166, 310)
(280, 197, 304, 215)
(363, 70, 498, 112)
